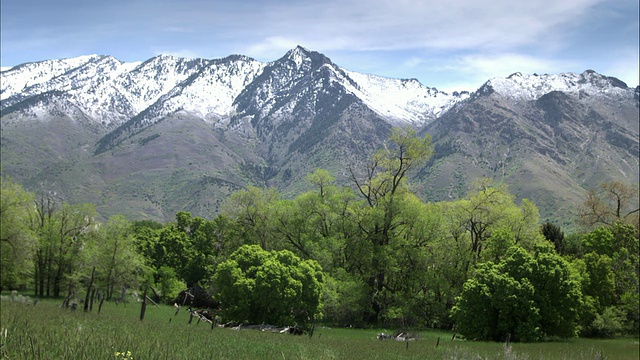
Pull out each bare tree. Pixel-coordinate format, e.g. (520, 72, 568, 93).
(579, 181, 639, 230)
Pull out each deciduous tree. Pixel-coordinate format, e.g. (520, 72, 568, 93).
(0, 175, 36, 290)
(213, 245, 324, 326)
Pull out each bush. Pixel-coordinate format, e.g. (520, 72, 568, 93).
(213, 245, 324, 326)
(156, 266, 186, 303)
(587, 307, 626, 338)
(452, 246, 581, 342)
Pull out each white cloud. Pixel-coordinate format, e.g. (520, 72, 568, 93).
(220, 0, 607, 55)
(414, 53, 577, 92)
(2, 0, 636, 91)
(242, 37, 301, 60)
(453, 53, 573, 78)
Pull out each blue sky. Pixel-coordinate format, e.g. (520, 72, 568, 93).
(1, 0, 638, 92)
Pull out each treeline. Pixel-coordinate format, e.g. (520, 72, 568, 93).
(1, 128, 638, 341)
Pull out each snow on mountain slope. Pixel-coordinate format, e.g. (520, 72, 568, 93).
(233, 46, 468, 128)
(0, 54, 218, 126)
(5, 48, 633, 133)
(343, 70, 468, 125)
(21, 56, 143, 125)
(131, 56, 266, 127)
(1, 55, 102, 100)
(484, 70, 631, 101)
(1, 47, 469, 130)
(233, 46, 334, 120)
(111, 55, 211, 115)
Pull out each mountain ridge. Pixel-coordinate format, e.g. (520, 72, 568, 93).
(1, 47, 638, 225)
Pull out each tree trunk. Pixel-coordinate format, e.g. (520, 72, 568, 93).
(139, 287, 148, 321)
(98, 293, 105, 314)
(84, 267, 95, 312)
(45, 248, 53, 297)
(89, 288, 96, 311)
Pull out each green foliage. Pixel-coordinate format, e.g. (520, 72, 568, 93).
(320, 269, 371, 325)
(451, 260, 541, 342)
(347, 128, 436, 323)
(588, 306, 626, 338)
(222, 186, 280, 250)
(582, 252, 616, 311)
(213, 245, 324, 326)
(91, 215, 146, 300)
(573, 222, 639, 337)
(482, 227, 516, 263)
(155, 266, 186, 303)
(452, 246, 581, 342)
(582, 227, 616, 257)
(2, 127, 637, 344)
(30, 196, 97, 298)
(541, 222, 565, 254)
(0, 175, 36, 290)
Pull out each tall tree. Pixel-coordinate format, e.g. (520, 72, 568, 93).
(348, 127, 434, 322)
(94, 215, 145, 300)
(222, 186, 280, 250)
(541, 222, 565, 254)
(29, 193, 96, 298)
(444, 179, 544, 275)
(0, 175, 36, 290)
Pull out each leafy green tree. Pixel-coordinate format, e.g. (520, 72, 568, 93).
(93, 215, 146, 300)
(589, 306, 626, 338)
(0, 175, 36, 290)
(272, 169, 357, 272)
(222, 187, 280, 250)
(576, 222, 639, 336)
(482, 227, 516, 263)
(508, 245, 582, 338)
(321, 268, 371, 326)
(452, 246, 581, 341)
(155, 265, 186, 303)
(582, 227, 616, 257)
(29, 194, 96, 298)
(348, 127, 434, 322)
(451, 260, 540, 342)
(213, 245, 324, 326)
(439, 179, 543, 288)
(132, 212, 224, 296)
(582, 252, 616, 311)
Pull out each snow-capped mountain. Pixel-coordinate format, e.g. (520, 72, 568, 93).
(0, 46, 465, 132)
(479, 70, 632, 101)
(1, 46, 637, 224)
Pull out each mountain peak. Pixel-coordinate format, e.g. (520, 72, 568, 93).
(480, 70, 631, 100)
(579, 69, 628, 89)
(280, 46, 332, 69)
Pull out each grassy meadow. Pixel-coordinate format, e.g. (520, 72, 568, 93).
(1, 295, 638, 360)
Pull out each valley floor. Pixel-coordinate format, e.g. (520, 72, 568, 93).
(1, 293, 638, 360)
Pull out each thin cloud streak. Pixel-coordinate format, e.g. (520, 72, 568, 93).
(1, 0, 637, 90)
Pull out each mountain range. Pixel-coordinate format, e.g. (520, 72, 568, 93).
(1, 46, 638, 228)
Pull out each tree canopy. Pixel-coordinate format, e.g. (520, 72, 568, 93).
(213, 245, 324, 326)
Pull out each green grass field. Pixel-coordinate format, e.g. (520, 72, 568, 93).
(1, 295, 638, 359)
